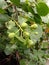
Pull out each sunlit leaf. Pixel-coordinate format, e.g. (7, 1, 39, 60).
(36, 2, 49, 16)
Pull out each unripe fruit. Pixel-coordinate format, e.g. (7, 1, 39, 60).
(31, 24, 38, 29)
(23, 31, 30, 37)
(8, 32, 15, 38)
(27, 39, 34, 48)
(21, 22, 28, 29)
(34, 32, 38, 35)
(28, 40, 34, 45)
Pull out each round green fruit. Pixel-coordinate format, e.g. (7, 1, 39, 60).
(28, 40, 34, 45)
(8, 32, 15, 38)
(34, 32, 38, 35)
(27, 39, 34, 48)
(23, 31, 30, 37)
(31, 24, 38, 29)
(21, 22, 28, 29)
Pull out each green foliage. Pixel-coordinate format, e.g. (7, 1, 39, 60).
(41, 41, 49, 48)
(20, 59, 26, 65)
(34, 14, 42, 24)
(0, 14, 10, 23)
(4, 44, 17, 55)
(0, 0, 7, 8)
(10, 0, 20, 6)
(36, 2, 49, 16)
(0, 8, 6, 13)
(0, 0, 49, 65)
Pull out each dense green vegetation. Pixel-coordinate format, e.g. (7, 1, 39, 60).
(0, 0, 49, 65)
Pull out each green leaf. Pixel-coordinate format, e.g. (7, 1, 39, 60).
(21, 3, 28, 12)
(37, 0, 44, 3)
(0, 14, 10, 23)
(0, 0, 7, 8)
(28, 61, 35, 65)
(0, 43, 5, 51)
(0, 8, 6, 13)
(21, 3, 35, 14)
(47, 23, 49, 27)
(27, 5, 35, 15)
(30, 24, 43, 43)
(22, 3, 35, 14)
(20, 59, 26, 65)
(4, 44, 17, 55)
(10, 0, 35, 15)
(34, 14, 42, 24)
(18, 16, 27, 25)
(6, 20, 15, 29)
(10, 0, 20, 6)
(36, 2, 49, 16)
(41, 41, 49, 48)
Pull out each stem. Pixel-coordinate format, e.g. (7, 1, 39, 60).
(14, 20, 23, 32)
(16, 29, 20, 34)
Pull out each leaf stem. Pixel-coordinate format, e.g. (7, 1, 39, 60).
(14, 20, 23, 32)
